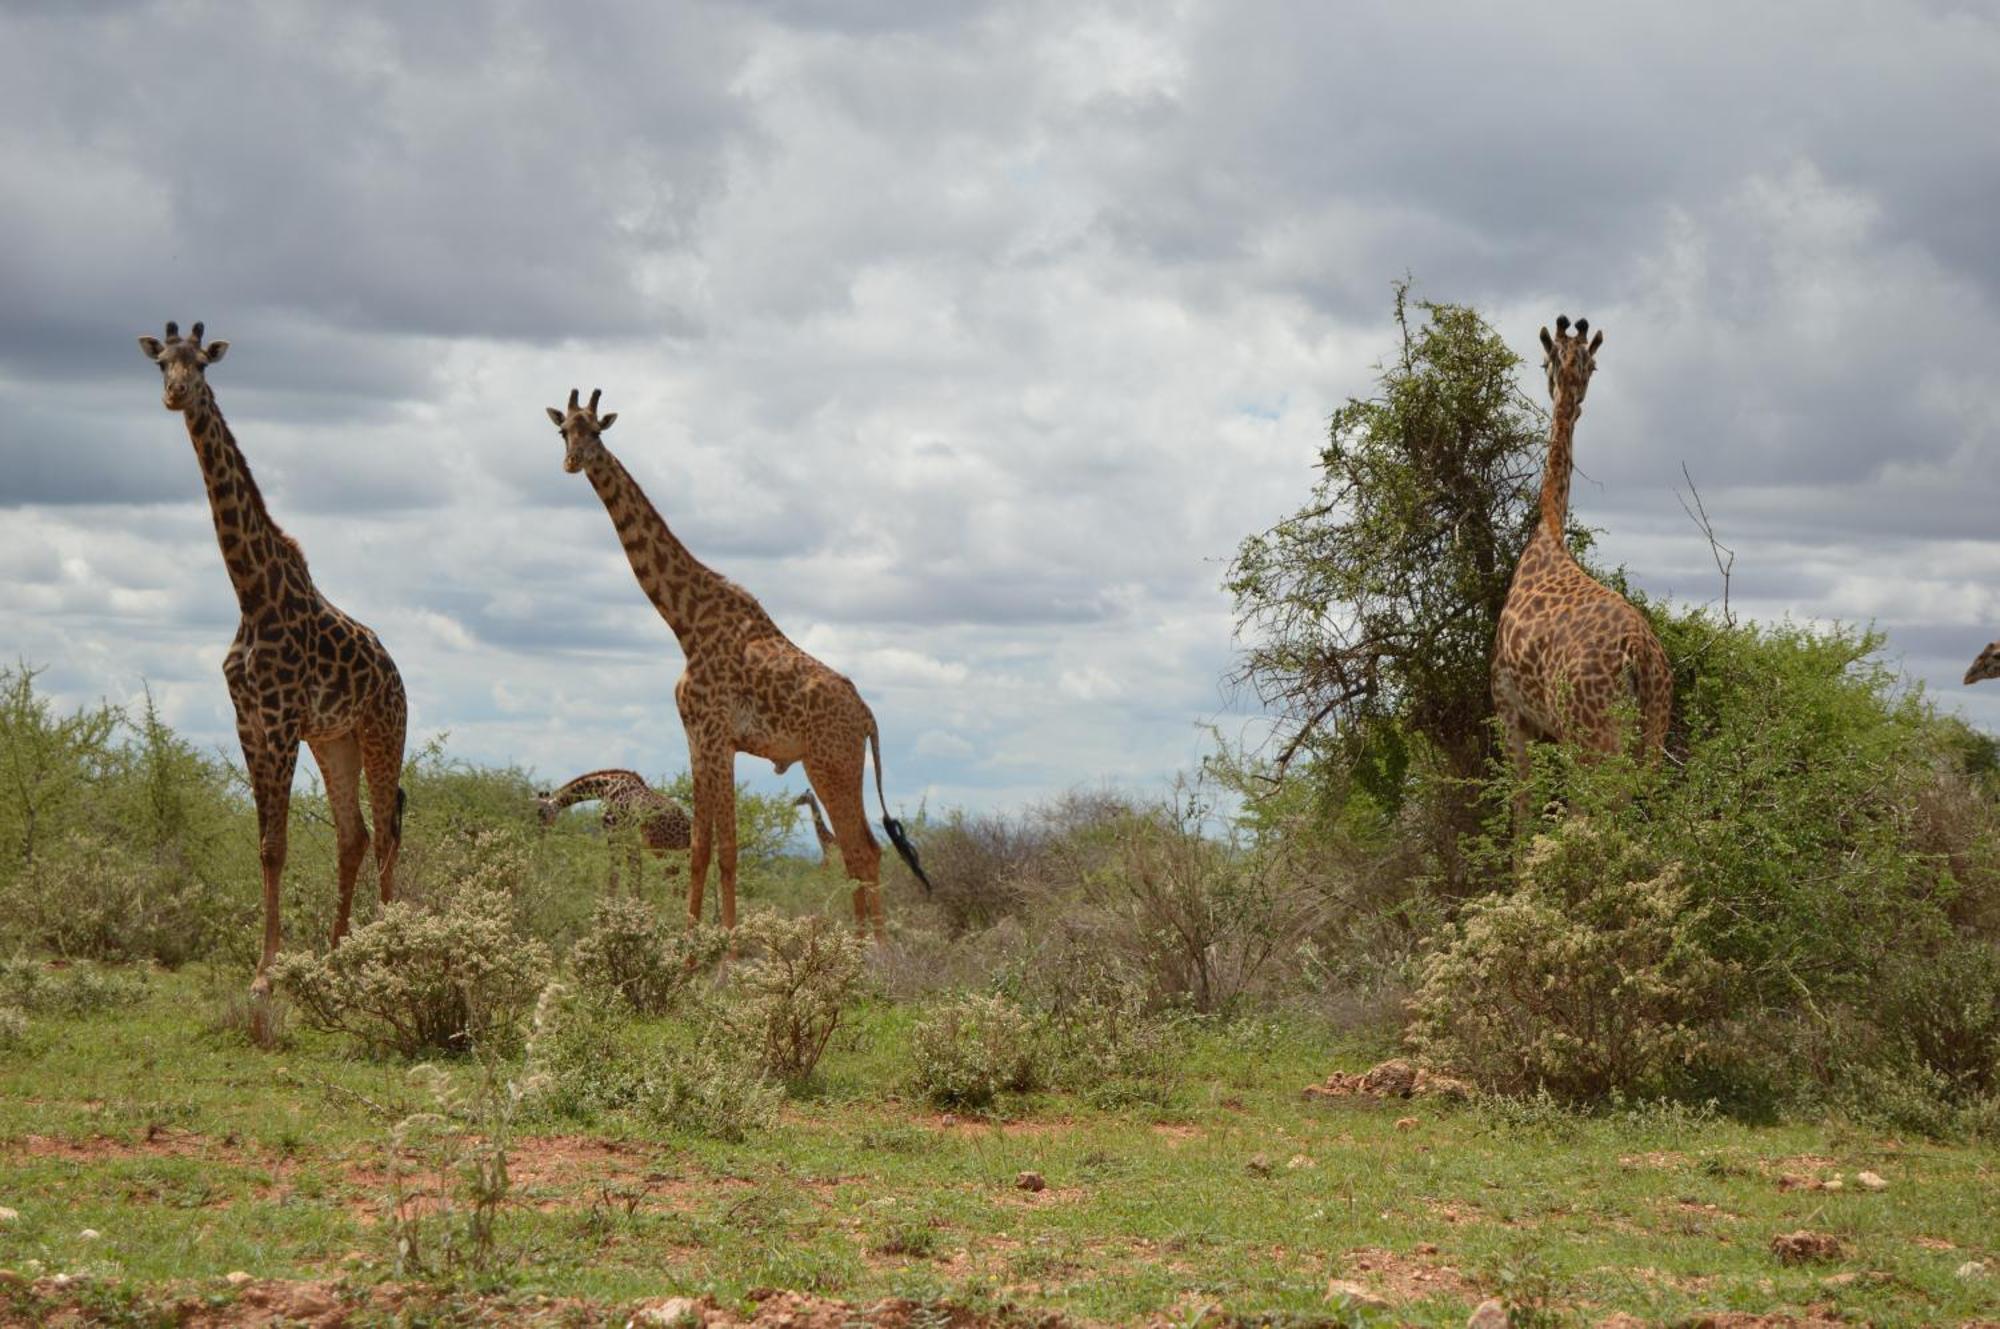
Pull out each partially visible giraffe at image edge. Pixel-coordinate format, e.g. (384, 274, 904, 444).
(536, 768, 692, 894)
(136, 321, 407, 1013)
(546, 388, 932, 936)
(1490, 316, 1672, 817)
(1966, 643, 2000, 685)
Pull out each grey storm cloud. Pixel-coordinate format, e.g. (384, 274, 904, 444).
(3, 0, 1997, 807)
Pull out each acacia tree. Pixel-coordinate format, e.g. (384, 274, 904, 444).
(1227, 285, 1566, 809)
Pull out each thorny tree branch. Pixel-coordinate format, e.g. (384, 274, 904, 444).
(1677, 462, 1735, 627)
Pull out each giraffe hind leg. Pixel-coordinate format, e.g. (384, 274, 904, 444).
(359, 709, 405, 909)
(805, 753, 882, 939)
(308, 734, 369, 947)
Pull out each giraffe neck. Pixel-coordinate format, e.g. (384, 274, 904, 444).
(180, 383, 306, 611)
(1536, 399, 1579, 543)
(550, 768, 648, 809)
(582, 447, 733, 649)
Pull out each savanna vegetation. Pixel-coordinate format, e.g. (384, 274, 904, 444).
(1, 290, 1996, 1325)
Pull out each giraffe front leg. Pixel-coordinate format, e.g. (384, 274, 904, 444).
(1499, 709, 1534, 833)
(245, 736, 301, 1001)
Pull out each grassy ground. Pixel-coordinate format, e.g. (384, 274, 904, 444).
(0, 968, 1996, 1327)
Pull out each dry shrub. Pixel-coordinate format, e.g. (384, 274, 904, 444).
(1409, 817, 1732, 1101)
(272, 859, 552, 1059)
(1017, 791, 1325, 1013)
(908, 992, 1038, 1108)
(568, 896, 727, 1015)
(722, 910, 868, 1082)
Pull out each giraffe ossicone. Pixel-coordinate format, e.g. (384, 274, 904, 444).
(548, 387, 931, 938)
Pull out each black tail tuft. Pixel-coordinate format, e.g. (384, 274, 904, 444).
(394, 787, 407, 840)
(881, 814, 932, 895)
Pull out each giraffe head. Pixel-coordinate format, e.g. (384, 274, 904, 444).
(546, 388, 618, 474)
(136, 321, 229, 412)
(1538, 314, 1603, 415)
(532, 790, 560, 825)
(1966, 642, 2000, 685)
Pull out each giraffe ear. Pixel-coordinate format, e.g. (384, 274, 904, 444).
(597, 412, 617, 431)
(137, 336, 164, 361)
(1588, 329, 1603, 355)
(1538, 327, 1555, 356)
(203, 340, 229, 364)
(546, 407, 565, 427)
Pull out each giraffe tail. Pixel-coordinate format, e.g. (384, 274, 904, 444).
(394, 786, 407, 840)
(868, 724, 932, 894)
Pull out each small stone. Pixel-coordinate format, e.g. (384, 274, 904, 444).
(1285, 1153, 1315, 1171)
(1958, 1259, 1991, 1281)
(224, 1271, 254, 1287)
(1014, 1171, 1046, 1192)
(938, 1114, 958, 1128)
(1416, 1242, 1440, 1255)
(0, 1207, 16, 1224)
(630, 1297, 703, 1327)
(1771, 1230, 1846, 1265)
(1467, 1298, 1510, 1329)
(1324, 1279, 1389, 1311)
(1823, 1176, 1844, 1191)
(1245, 1153, 1273, 1177)
(1395, 1116, 1420, 1131)
(1855, 1170, 1888, 1191)
(76, 1229, 100, 1242)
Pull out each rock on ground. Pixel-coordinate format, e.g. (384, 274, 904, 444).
(1467, 1297, 1510, 1328)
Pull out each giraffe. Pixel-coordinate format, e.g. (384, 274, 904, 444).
(535, 768, 692, 892)
(1965, 644, 2000, 685)
(1491, 316, 1672, 819)
(794, 790, 837, 867)
(136, 321, 407, 1005)
(547, 388, 932, 937)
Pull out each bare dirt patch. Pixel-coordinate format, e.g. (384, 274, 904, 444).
(4, 1127, 258, 1165)
(1331, 1247, 1479, 1305)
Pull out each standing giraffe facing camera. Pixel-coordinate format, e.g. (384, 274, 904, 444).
(137, 321, 407, 1015)
(1491, 316, 1672, 820)
(547, 388, 932, 937)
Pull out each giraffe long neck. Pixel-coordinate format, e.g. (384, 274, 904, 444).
(582, 448, 730, 649)
(181, 384, 306, 611)
(550, 768, 648, 809)
(1537, 399, 1579, 542)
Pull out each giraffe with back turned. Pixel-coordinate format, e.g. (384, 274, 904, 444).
(136, 321, 407, 1007)
(546, 388, 931, 936)
(1491, 316, 1672, 817)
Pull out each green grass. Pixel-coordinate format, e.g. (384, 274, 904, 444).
(2, 969, 1996, 1326)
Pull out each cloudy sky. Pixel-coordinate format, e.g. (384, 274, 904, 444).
(3, 1, 1997, 821)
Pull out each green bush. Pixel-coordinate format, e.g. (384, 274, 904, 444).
(1409, 815, 1733, 1101)
(524, 983, 778, 1140)
(0, 956, 149, 1016)
(908, 992, 1038, 1109)
(0, 833, 228, 967)
(0, 1005, 25, 1050)
(568, 897, 727, 1016)
(272, 860, 552, 1058)
(721, 910, 869, 1082)
(1002, 941, 1184, 1107)
(1877, 938, 2000, 1099)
